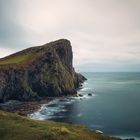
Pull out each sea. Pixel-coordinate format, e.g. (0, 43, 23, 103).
(29, 72, 140, 140)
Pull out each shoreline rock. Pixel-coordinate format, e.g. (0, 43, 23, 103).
(0, 94, 79, 116)
(88, 93, 92, 96)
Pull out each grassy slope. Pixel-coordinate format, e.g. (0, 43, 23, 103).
(0, 111, 121, 140)
(0, 39, 68, 66)
(0, 51, 38, 65)
(0, 39, 66, 66)
(0, 54, 29, 65)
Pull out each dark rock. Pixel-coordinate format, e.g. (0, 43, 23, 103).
(75, 73, 87, 88)
(0, 100, 22, 111)
(78, 94, 83, 97)
(0, 39, 86, 103)
(88, 93, 92, 96)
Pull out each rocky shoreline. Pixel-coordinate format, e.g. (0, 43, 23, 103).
(0, 94, 80, 116)
(0, 97, 55, 116)
(0, 94, 135, 140)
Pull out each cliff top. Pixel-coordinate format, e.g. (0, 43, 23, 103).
(0, 39, 71, 68)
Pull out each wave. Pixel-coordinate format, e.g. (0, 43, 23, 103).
(77, 113, 83, 117)
(112, 81, 140, 85)
(28, 99, 69, 120)
(28, 93, 96, 120)
(80, 87, 91, 91)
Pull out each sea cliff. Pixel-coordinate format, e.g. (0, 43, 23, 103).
(0, 39, 86, 103)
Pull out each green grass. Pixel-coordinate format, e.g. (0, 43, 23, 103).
(0, 53, 38, 65)
(0, 39, 70, 66)
(0, 111, 121, 140)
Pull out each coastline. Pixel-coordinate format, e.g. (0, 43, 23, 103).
(0, 111, 122, 140)
(0, 90, 135, 140)
(12, 97, 55, 116)
(0, 98, 50, 116)
(0, 94, 79, 117)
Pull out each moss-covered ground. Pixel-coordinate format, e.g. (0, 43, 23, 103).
(0, 53, 37, 65)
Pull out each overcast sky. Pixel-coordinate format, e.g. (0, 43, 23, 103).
(0, 0, 140, 72)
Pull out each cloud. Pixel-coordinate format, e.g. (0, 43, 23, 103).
(0, 47, 14, 58)
(0, 0, 32, 52)
(0, 0, 140, 71)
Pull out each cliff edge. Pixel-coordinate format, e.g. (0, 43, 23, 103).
(0, 39, 86, 103)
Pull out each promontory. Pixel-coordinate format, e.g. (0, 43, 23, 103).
(0, 39, 86, 103)
(0, 39, 122, 140)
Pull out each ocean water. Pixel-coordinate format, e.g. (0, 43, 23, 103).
(29, 72, 140, 140)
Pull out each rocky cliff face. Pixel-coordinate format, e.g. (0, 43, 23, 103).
(0, 39, 86, 103)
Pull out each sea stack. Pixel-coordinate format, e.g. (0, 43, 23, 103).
(0, 39, 86, 102)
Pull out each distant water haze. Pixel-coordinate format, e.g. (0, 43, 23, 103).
(30, 72, 140, 140)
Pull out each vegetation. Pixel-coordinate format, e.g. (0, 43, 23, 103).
(0, 53, 31, 65)
(0, 111, 121, 140)
(0, 39, 68, 66)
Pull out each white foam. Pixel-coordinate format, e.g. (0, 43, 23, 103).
(77, 113, 83, 117)
(29, 91, 96, 120)
(113, 81, 140, 85)
(81, 87, 91, 91)
(29, 98, 71, 120)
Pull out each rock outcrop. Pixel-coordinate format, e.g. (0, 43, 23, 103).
(0, 39, 86, 103)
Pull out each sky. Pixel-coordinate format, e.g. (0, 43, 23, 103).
(0, 0, 140, 72)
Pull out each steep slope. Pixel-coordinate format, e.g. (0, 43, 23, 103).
(0, 111, 121, 140)
(0, 39, 86, 102)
